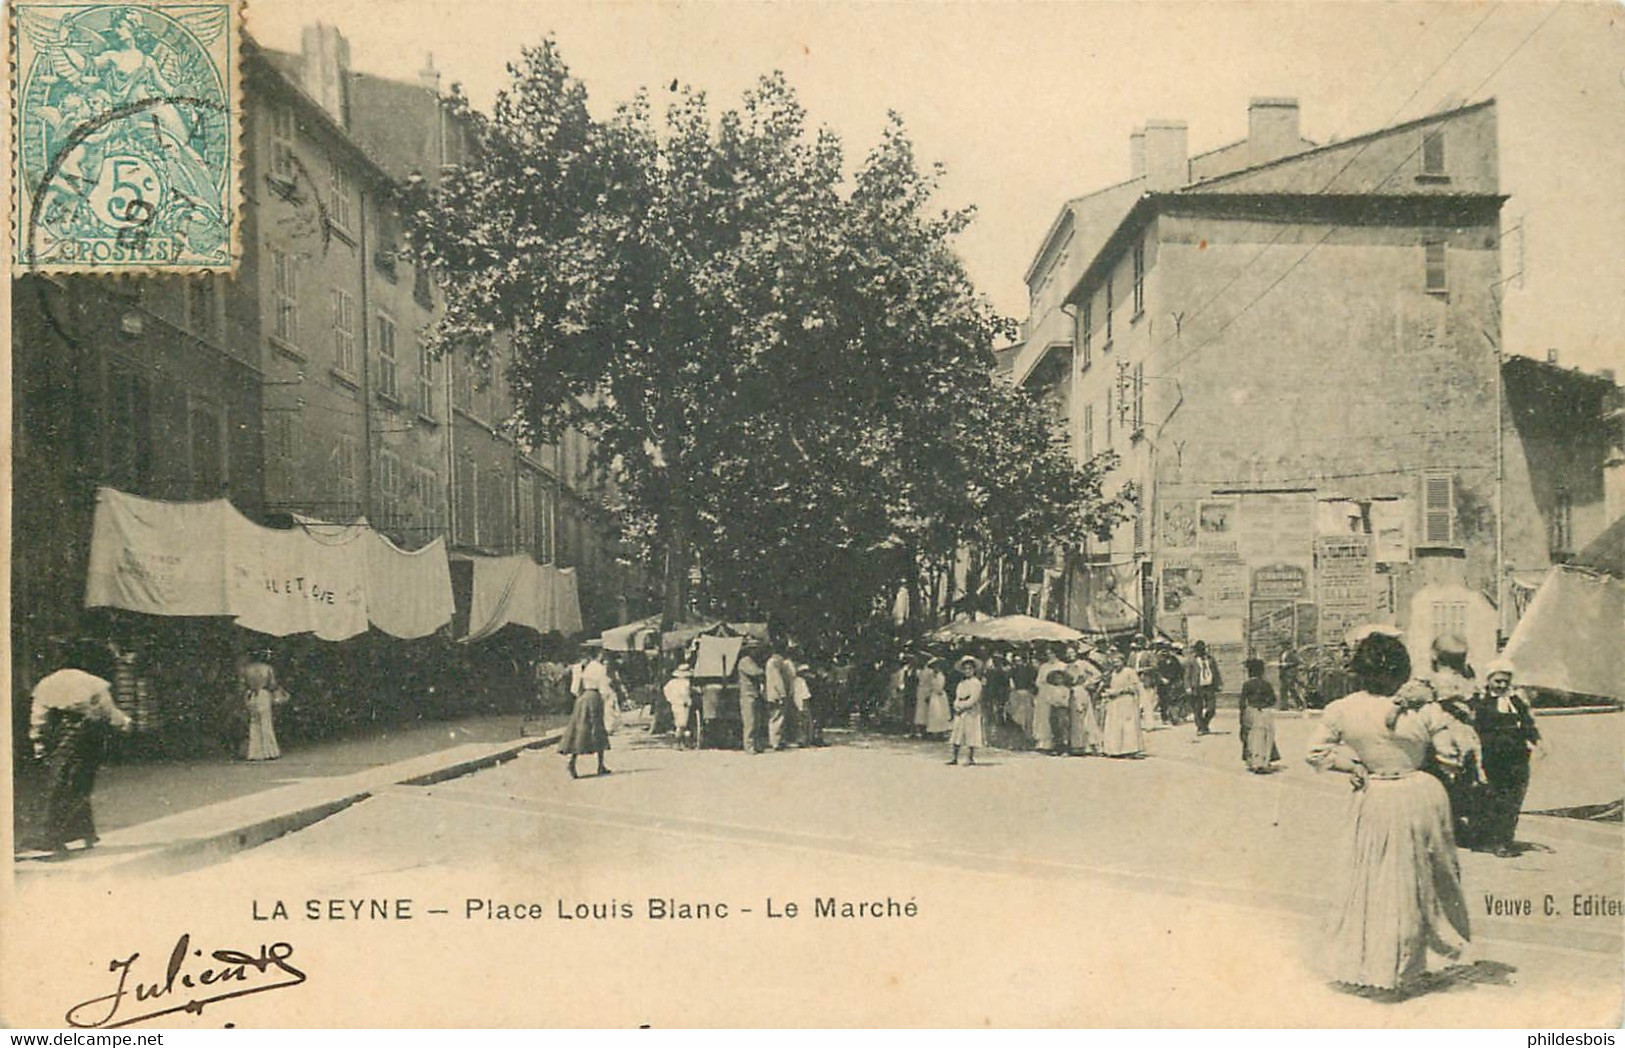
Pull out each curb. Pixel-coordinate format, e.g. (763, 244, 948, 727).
(20, 731, 562, 880)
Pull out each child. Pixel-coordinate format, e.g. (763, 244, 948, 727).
(948, 655, 984, 766)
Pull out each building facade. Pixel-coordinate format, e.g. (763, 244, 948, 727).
(10, 24, 645, 746)
(1014, 97, 1574, 680)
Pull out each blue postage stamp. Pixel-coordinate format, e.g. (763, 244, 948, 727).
(11, 0, 240, 271)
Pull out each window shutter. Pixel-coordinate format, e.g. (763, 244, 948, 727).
(1421, 130, 1445, 175)
(1422, 472, 1454, 544)
(1424, 241, 1447, 294)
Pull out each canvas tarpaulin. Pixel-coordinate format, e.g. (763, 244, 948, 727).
(86, 487, 234, 616)
(85, 488, 454, 640)
(1502, 566, 1624, 701)
(462, 555, 583, 642)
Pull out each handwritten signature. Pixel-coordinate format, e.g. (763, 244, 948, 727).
(65, 934, 306, 1029)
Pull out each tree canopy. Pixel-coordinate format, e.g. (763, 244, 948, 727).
(407, 40, 1129, 645)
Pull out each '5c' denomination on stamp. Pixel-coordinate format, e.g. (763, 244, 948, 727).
(11, 0, 240, 271)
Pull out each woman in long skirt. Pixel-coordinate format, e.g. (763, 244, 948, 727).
(1306, 631, 1471, 992)
(1239, 658, 1280, 773)
(1471, 659, 1541, 857)
(947, 656, 984, 765)
(30, 668, 131, 852)
(560, 654, 615, 779)
(924, 658, 953, 736)
(1099, 650, 1145, 758)
(241, 654, 284, 761)
(1067, 653, 1105, 756)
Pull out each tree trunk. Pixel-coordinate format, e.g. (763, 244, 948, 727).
(663, 517, 689, 629)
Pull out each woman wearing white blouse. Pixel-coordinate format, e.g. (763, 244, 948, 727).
(1306, 631, 1471, 993)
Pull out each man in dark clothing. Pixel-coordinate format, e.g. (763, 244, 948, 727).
(1185, 641, 1222, 736)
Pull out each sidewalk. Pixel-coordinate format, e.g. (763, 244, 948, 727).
(14, 710, 568, 878)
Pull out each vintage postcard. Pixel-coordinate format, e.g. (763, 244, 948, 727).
(3, 0, 1622, 1031)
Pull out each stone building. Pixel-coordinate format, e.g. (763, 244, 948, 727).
(1013, 97, 1557, 680)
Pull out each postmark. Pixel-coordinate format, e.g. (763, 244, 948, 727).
(11, 0, 240, 271)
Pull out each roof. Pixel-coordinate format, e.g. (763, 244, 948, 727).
(1572, 515, 1625, 578)
(1183, 97, 1495, 192)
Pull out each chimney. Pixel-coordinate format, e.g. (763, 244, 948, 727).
(1247, 97, 1300, 166)
(300, 23, 352, 127)
(418, 52, 441, 94)
(1129, 127, 1146, 179)
(1547, 348, 1559, 364)
(1142, 119, 1188, 190)
(1600, 369, 1617, 384)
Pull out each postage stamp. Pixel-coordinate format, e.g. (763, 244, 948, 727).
(10, 0, 240, 271)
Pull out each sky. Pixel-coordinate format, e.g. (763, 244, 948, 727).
(247, 0, 1625, 375)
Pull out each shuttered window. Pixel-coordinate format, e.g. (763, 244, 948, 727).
(1422, 471, 1454, 544)
(1077, 302, 1092, 369)
(1424, 241, 1447, 295)
(1421, 130, 1446, 176)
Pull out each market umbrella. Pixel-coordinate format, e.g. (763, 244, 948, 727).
(938, 614, 1086, 643)
(1502, 514, 1625, 702)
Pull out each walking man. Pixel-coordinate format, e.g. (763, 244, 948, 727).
(1185, 640, 1222, 736)
(1278, 644, 1304, 713)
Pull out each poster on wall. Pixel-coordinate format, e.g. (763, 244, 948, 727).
(1317, 534, 1377, 645)
(1161, 558, 1203, 614)
(1202, 560, 1249, 617)
(1235, 492, 1316, 565)
(1371, 498, 1412, 563)
(1197, 499, 1238, 557)
(1252, 563, 1309, 602)
(1161, 500, 1198, 551)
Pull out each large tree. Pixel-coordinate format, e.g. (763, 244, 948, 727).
(408, 41, 1127, 646)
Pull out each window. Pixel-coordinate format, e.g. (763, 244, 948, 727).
(271, 250, 298, 346)
(327, 153, 353, 233)
(537, 486, 555, 563)
(105, 363, 153, 490)
(416, 338, 436, 417)
(1132, 241, 1145, 316)
(1104, 390, 1112, 447)
(1431, 600, 1468, 646)
(413, 260, 434, 307)
(266, 413, 299, 499)
(331, 289, 356, 374)
(517, 473, 537, 555)
(1083, 403, 1094, 461)
(376, 313, 398, 399)
(1133, 362, 1145, 431)
(1421, 130, 1446, 177)
(1551, 488, 1574, 559)
(268, 104, 296, 182)
(452, 350, 473, 412)
(188, 398, 225, 497)
(456, 456, 479, 546)
(1424, 240, 1448, 295)
(335, 434, 361, 497)
(1421, 471, 1455, 544)
(185, 275, 218, 338)
(377, 448, 400, 511)
(1104, 276, 1114, 345)
(1078, 302, 1092, 369)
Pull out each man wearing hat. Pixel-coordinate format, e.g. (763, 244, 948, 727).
(1471, 658, 1541, 857)
(1184, 640, 1222, 736)
(736, 642, 766, 754)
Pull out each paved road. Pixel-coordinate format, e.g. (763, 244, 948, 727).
(8, 710, 1616, 1028)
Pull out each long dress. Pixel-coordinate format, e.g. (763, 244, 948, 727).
(242, 661, 282, 761)
(245, 688, 282, 760)
(1068, 663, 1105, 755)
(913, 669, 935, 729)
(560, 659, 615, 756)
(1472, 689, 1540, 850)
(1306, 693, 1471, 989)
(925, 671, 952, 734)
(948, 678, 985, 748)
(38, 708, 108, 848)
(1240, 678, 1279, 771)
(1100, 668, 1145, 756)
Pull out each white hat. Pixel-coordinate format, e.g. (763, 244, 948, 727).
(1485, 658, 1516, 679)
